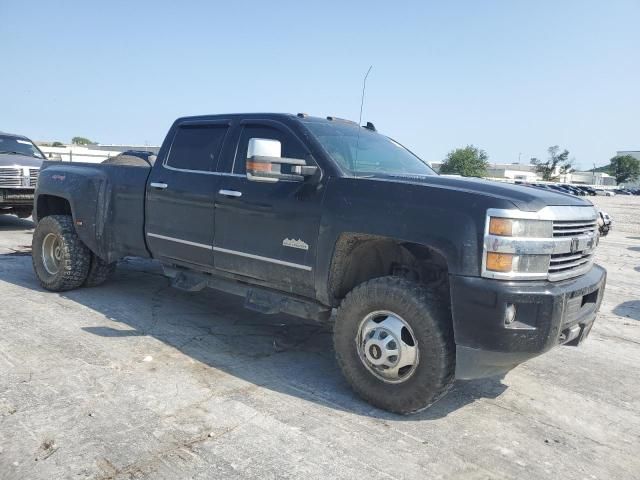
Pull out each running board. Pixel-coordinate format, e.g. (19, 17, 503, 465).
(164, 266, 332, 322)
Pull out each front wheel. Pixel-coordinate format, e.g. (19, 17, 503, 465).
(333, 276, 455, 414)
(32, 215, 91, 291)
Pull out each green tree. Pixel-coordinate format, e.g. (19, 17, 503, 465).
(440, 145, 489, 177)
(51, 141, 64, 147)
(609, 155, 640, 184)
(530, 145, 573, 181)
(71, 136, 94, 145)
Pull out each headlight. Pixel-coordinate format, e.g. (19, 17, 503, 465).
(488, 217, 552, 238)
(485, 252, 550, 274)
(485, 217, 552, 276)
(483, 207, 599, 281)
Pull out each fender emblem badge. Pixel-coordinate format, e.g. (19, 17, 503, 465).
(283, 238, 309, 251)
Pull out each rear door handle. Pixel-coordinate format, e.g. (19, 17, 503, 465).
(150, 182, 168, 190)
(218, 189, 242, 197)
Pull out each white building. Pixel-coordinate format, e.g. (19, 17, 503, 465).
(430, 162, 540, 182)
(428, 161, 617, 187)
(563, 171, 616, 186)
(37, 143, 160, 163)
(485, 164, 539, 182)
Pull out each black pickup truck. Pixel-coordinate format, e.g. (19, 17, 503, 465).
(31, 113, 606, 414)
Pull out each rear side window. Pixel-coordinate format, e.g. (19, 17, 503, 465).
(166, 124, 229, 172)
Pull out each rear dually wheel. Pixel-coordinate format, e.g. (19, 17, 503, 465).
(32, 215, 91, 291)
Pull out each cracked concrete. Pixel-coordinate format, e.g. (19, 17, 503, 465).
(0, 196, 639, 479)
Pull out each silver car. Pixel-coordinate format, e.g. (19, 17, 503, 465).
(0, 132, 45, 218)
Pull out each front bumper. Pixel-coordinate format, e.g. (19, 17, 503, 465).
(0, 188, 35, 207)
(451, 264, 606, 379)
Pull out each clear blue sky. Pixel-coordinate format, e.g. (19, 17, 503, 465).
(1, 0, 638, 169)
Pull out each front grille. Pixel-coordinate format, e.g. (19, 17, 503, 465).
(0, 167, 39, 188)
(0, 167, 22, 187)
(549, 251, 593, 275)
(553, 220, 598, 237)
(549, 219, 598, 280)
(29, 168, 39, 187)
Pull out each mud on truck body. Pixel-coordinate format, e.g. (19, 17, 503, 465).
(31, 113, 606, 413)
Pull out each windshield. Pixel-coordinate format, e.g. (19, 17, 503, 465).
(0, 135, 45, 159)
(304, 121, 435, 177)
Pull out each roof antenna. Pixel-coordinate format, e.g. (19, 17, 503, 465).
(354, 65, 372, 176)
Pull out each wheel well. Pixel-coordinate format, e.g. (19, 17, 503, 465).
(36, 195, 72, 221)
(328, 234, 450, 306)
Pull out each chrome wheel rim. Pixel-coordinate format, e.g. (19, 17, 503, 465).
(356, 310, 419, 384)
(42, 233, 63, 275)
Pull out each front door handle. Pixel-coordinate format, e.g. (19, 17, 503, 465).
(218, 189, 242, 197)
(150, 182, 168, 190)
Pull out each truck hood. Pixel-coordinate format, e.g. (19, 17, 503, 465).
(377, 174, 590, 212)
(0, 153, 44, 168)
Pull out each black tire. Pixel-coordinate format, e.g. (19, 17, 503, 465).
(333, 276, 455, 414)
(32, 215, 91, 291)
(84, 254, 117, 287)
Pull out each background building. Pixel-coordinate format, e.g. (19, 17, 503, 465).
(428, 161, 617, 187)
(36, 143, 160, 163)
(565, 171, 616, 186)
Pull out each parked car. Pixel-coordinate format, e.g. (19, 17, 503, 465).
(0, 132, 45, 218)
(574, 186, 596, 196)
(547, 184, 570, 194)
(562, 185, 586, 196)
(595, 189, 615, 196)
(31, 113, 606, 414)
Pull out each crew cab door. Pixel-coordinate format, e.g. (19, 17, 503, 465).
(213, 120, 323, 296)
(145, 120, 230, 268)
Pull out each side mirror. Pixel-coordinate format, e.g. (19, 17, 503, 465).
(245, 138, 317, 183)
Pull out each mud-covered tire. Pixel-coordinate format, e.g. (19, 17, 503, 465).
(32, 215, 91, 291)
(333, 276, 455, 414)
(83, 254, 117, 287)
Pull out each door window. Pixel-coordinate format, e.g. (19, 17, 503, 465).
(232, 125, 308, 175)
(166, 124, 229, 172)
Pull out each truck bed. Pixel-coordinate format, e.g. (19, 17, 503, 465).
(36, 161, 152, 262)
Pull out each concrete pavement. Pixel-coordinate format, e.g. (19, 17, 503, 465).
(0, 196, 639, 479)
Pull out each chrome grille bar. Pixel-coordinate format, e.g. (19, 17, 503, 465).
(29, 168, 39, 187)
(553, 220, 598, 237)
(0, 167, 22, 187)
